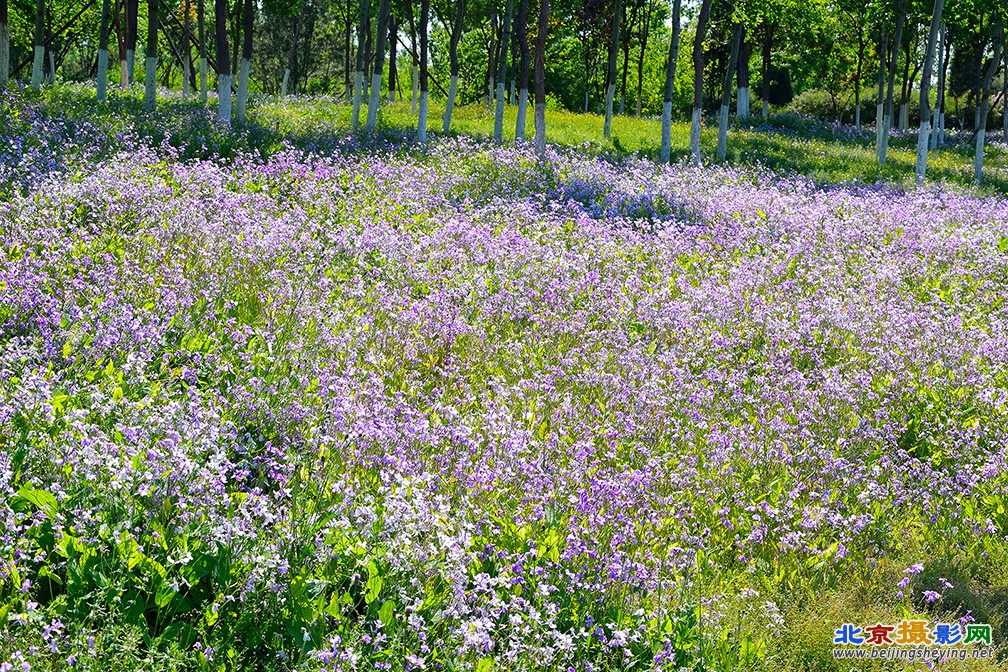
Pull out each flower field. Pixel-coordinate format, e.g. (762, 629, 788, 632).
(4, 90, 1008, 671)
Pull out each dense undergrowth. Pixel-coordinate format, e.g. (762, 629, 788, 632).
(2, 86, 1008, 671)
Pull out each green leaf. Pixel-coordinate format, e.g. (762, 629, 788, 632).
(17, 486, 58, 521)
(365, 574, 383, 605)
(155, 582, 176, 609)
(378, 599, 395, 626)
(477, 658, 495, 672)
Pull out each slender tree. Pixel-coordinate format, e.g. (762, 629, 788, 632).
(760, 19, 773, 117)
(97, 0, 112, 99)
(282, 1, 305, 97)
(736, 26, 750, 119)
(659, 0, 682, 163)
(181, 0, 192, 98)
(215, 0, 231, 120)
(690, 0, 713, 164)
(514, 0, 530, 140)
(1003, 46, 1007, 141)
(0, 0, 9, 87)
(634, 0, 656, 116)
(879, 0, 906, 166)
(198, 0, 208, 102)
(235, 0, 252, 122)
(875, 18, 888, 152)
(387, 15, 397, 102)
(914, 0, 944, 182)
(602, 0, 621, 138)
(930, 22, 946, 148)
(533, 0, 548, 156)
(352, 0, 371, 129)
(143, 0, 157, 110)
(418, 0, 429, 142)
(126, 0, 138, 82)
(31, 0, 44, 88)
(493, 0, 514, 141)
(717, 23, 742, 162)
(975, 19, 1003, 184)
(442, 0, 466, 132)
(366, 0, 392, 130)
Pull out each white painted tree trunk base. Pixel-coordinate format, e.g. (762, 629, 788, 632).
(915, 119, 930, 183)
(516, 88, 528, 141)
(236, 58, 250, 123)
(281, 68, 290, 97)
(716, 104, 729, 162)
(737, 87, 749, 119)
(690, 107, 702, 165)
(351, 70, 363, 131)
(761, 100, 768, 118)
(126, 50, 135, 84)
(603, 83, 616, 139)
(143, 57, 157, 110)
(366, 72, 382, 130)
(975, 128, 985, 185)
(48, 50, 55, 82)
(494, 82, 506, 142)
(854, 104, 860, 130)
(660, 101, 673, 164)
(120, 59, 129, 88)
(442, 74, 458, 133)
(96, 50, 109, 101)
(417, 91, 428, 144)
(182, 56, 191, 98)
(879, 113, 891, 165)
(31, 46, 44, 89)
(218, 74, 232, 122)
(899, 103, 908, 131)
(534, 102, 546, 156)
(875, 103, 884, 152)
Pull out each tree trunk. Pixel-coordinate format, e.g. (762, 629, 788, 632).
(198, 0, 207, 101)
(235, 0, 252, 122)
(690, 0, 713, 164)
(659, 0, 681, 163)
(126, 0, 138, 82)
(144, 0, 157, 110)
(619, 24, 629, 115)
(366, 0, 391, 130)
(417, 0, 429, 142)
(736, 25, 750, 119)
(387, 15, 397, 102)
(876, 19, 887, 152)
(879, 0, 905, 166)
(0, 0, 8, 88)
(931, 23, 947, 148)
(915, 0, 944, 183)
(215, 0, 231, 121)
(717, 23, 741, 162)
(898, 33, 911, 131)
(1003, 47, 1008, 142)
(442, 0, 466, 132)
(514, 0, 529, 140)
(345, 0, 352, 97)
(97, 0, 111, 99)
(854, 25, 864, 129)
(352, 0, 370, 130)
(603, 0, 622, 138)
(533, 0, 548, 156)
(31, 0, 44, 88)
(281, 1, 303, 97)
(181, 0, 191, 97)
(975, 22, 1003, 184)
(760, 19, 772, 117)
(486, 2, 496, 107)
(493, 0, 514, 141)
(408, 1, 418, 111)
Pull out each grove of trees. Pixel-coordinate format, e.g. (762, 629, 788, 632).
(0, 0, 1005, 177)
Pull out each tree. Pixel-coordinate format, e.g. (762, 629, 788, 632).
(736, 25, 750, 118)
(418, 0, 429, 141)
(144, 0, 158, 109)
(199, 0, 208, 101)
(875, 17, 887, 150)
(442, 0, 466, 131)
(235, 0, 253, 122)
(1, 0, 9, 87)
(602, 0, 620, 138)
(658, 0, 681, 162)
(690, 0, 713, 164)
(352, 0, 371, 129)
(127, 0, 139, 82)
(914, 0, 943, 182)
(534, 0, 548, 155)
(216, 0, 232, 120)
(493, 0, 514, 141)
(387, 14, 397, 102)
(96, 0, 111, 99)
(31, 0, 44, 88)
(974, 16, 1003, 184)
(878, 0, 906, 166)
(514, 0, 530, 139)
(366, 0, 392, 130)
(717, 22, 741, 162)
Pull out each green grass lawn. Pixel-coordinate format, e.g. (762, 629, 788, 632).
(252, 95, 1008, 193)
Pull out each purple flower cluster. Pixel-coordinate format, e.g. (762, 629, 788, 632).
(2, 103, 1008, 667)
